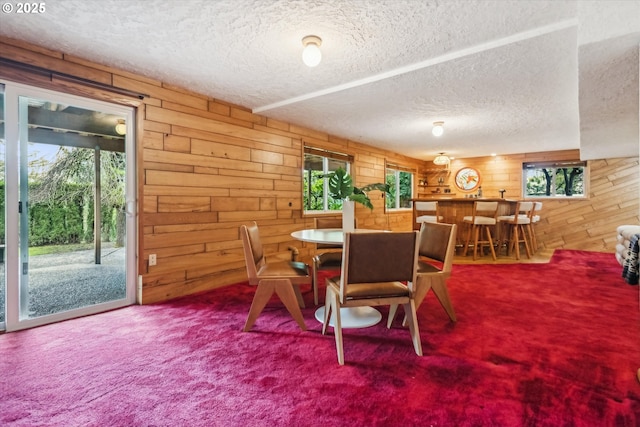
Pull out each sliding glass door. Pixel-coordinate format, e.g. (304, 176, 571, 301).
(2, 82, 137, 331)
(0, 87, 5, 330)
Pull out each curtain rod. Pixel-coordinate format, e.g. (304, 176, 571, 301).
(0, 57, 148, 100)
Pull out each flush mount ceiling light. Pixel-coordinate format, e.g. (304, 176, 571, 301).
(433, 152, 450, 166)
(115, 119, 126, 135)
(302, 35, 322, 67)
(432, 121, 444, 137)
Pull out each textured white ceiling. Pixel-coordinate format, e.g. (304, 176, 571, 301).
(1, 0, 638, 161)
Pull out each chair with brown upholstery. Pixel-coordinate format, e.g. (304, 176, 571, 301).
(240, 221, 311, 332)
(388, 221, 458, 327)
(322, 231, 422, 365)
(312, 217, 344, 305)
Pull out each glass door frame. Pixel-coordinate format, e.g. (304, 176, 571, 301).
(3, 81, 137, 332)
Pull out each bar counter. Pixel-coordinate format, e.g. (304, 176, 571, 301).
(412, 197, 519, 232)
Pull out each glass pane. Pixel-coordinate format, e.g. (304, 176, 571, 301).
(303, 153, 347, 212)
(385, 170, 396, 208)
(524, 166, 585, 197)
(20, 96, 127, 319)
(303, 153, 324, 211)
(327, 158, 346, 210)
(554, 167, 584, 196)
(398, 171, 413, 208)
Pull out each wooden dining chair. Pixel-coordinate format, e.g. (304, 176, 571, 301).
(388, 221, 458, 327)
(240, 221, 311, 332)
(322, 231, 422, 365)
(312, 217, 344, 305)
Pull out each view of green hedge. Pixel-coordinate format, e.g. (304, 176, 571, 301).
(0, 184, 118, 246)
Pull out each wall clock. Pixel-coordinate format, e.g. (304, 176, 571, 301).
(454, 167, 481, 191)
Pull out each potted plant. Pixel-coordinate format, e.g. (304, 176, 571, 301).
(324, 167, 389, 231)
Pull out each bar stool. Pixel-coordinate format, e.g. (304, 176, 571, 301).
(413, 201, 443, 230)
(462, 201, 498, 260)
(497, 201, 534, 260)
(530, 202, 543, 253)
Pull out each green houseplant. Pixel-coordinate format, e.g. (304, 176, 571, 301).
(324, 167, 389, 210)
(323, 167, 388, 232)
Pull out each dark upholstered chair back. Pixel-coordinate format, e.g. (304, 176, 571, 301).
(343, 232, 417, 285)
(323, 230, 422, 364)
(418, 222, 457, 274)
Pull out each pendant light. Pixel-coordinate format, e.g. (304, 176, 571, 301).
(433, 152, 450, 166)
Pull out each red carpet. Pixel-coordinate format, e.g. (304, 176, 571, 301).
(1, 250, 639, 426)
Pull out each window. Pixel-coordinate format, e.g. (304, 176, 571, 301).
(303, 147, 353, 213)
(385, 164, 414, 210)
(523, 161, 587, 198)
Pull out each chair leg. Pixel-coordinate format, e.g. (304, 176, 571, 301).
(242, 279, 307, 332)
(243, 282, 275, 332)
(521, 224, 532, 259)
(509, 224, 531, 260)
(326, 289, 344, 365)
(312, 261, 319, 306)
(387, 304, 400, 328)
(403, 300, 423, 357)
(529, 224, 538, 253)
(322, 284, 333, 335)
(473, 225, 480, 260)
(526, 224, 537, 254)
(402, 276, 456, 326)
(293, 285, 305, 309)
(462, 223, 472, 257)
(401, 276, 432, 327)
(430, 277, 457, 322)
(273, 280, 307, 331)
(498, 222, 508, 256)
(513, 224, 520, 260)
(485, 226, 496, 260)
(507, 225, 515, 256)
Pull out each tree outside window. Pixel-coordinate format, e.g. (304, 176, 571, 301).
(385, 167, 413, 210)
(303, 149, 350, 213)
(523, 161, 587, 198)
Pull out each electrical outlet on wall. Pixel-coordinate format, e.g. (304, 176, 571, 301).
(149, 254, 157, 266)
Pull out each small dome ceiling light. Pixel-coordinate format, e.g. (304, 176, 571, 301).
(115, 119, 126, 135)
(433, 152, 450, 166)
(432, 121, 444, 137)
(302, 35, 322, 67)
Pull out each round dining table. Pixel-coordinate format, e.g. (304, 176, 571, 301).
(290, 228, 387, 329)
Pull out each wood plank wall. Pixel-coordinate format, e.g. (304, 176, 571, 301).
(1, 36, 638, 304)
(0, 36, 420, 303)
(422, 152, 640, 251)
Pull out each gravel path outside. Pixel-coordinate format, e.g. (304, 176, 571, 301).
(0, 243, 126, 323)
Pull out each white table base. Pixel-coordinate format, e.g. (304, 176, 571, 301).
(314, 306, 382, 329)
